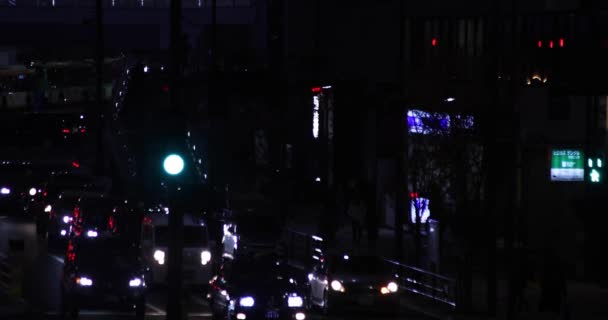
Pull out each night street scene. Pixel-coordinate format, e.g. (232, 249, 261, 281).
(2, 0, 608, 320)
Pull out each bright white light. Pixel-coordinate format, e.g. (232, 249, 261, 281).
(331, 280, 344, 292)
(589, 159, 593, 168)
(598, 159, 603, 168)
(315, 177, 321, 182)
(29, 188, 37, 196)
(201, 250, 211, 265)
(86, 230, 98, 238)
(44, 205, 52, 213)
(288, 296, 304, 307)
(240, 297, 255, 307)
(163, 154, 185, 175)
(380, 287, 390, 294)
(311, 235, 323, 241)
(60, 230, 67, 236)
(80, 114, 84, 119)
(445, 97, 456, 102)
(62, 216, 71, 224)
(192, 145, 196, 151)
(0, 188, 9, 195)
(322, 85, 332, 89)
(78, 277, 93, 286)
(129, 278, 142, 287)
(295, 313, 306, 320)
(154, 250, 165, 265)
(343, 255, 349, 260)
(387, 282, 398, 292)
(163, 207, 169, 215)
(144, 66, 149, 73)
(187, 131, 190, 137)
(307, 273, 313, 281)
(236, 314, 246, 320)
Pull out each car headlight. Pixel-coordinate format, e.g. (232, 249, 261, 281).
(201, 250, 211, 265)
(29, 188, 37, 196)
(76, 276, 93, 286)
(330, 280, 344, 292)
(387, 282, 398, 293)
(62, 216, 72, 224)
(0, 187, 10, 195)
(154, 250, 165, 265)
(44, 205, 52, 213)
(129, 278, 143, 287)
(239, 296, 255, 307)
(86, 230, 98, 238)
(288, 295, 304, 307)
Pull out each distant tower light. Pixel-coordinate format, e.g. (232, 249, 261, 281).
(559, 38, 565, 48)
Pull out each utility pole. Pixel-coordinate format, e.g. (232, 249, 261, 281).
(95, 0, 104, 176)
(394, 0, 406, 260)
(166, 0, 184, 318)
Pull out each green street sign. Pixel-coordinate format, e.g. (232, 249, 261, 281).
(550, 149, 584, 182)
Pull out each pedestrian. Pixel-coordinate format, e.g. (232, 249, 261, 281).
(347, 198, 364, 247)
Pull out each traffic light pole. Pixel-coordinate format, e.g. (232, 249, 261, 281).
(166, 0, 184, 317)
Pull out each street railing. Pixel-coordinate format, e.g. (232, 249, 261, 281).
(0, 0, 253, 8)
(384, 258, 457, 309)
(284, 228, 325, 271)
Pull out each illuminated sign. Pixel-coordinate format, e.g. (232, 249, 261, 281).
(550, 149, 584, 181)
(407, 109, 474, 135)
(312, 95, 320, 139)
(410, 197, 430, 224)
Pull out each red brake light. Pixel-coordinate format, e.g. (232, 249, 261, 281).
(432, 38, 438, 47)
(62, 128, 70, 134)
(312, 87, 321, 93)
(549, 40, 554, 49)
(79, 128, 86, 133)
(537, 40, 543, 48)
(559, 38, 564, 48)
(72, 161, 80, 168)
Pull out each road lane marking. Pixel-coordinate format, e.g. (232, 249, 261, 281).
(146, 303, 166, 315)
(188, 312, 213, 317)
(189, 295, 209, 307)
(50, 254, 64, 265)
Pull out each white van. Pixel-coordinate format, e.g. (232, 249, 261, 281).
(141, 212, 213, 286)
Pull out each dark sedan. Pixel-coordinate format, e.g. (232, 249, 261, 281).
(208, 253, 307, 320)
(60, 237, 147, 319)
(307, 253, 400, 314)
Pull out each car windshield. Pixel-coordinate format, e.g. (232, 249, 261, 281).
(228, 255, 290, 286)
(329, 255, 392, 275)
(155, 226, 207, 247)
(75, 239, 138, 269)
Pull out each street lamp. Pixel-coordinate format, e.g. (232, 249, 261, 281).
(163, 154, 185, 176)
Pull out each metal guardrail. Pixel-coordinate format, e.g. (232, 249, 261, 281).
(0, 0, 253, 8)
(384, 258, 457, 309)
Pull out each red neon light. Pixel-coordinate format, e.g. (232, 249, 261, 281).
(537, 40, 542, 48)
(62, 128, 70, 133)
(549, 40, 554, 49)
(431, 38, 438, 47)
(72, 161, 80, 168)
(312, 87, 322, 93)
(559, 38, 564, 47)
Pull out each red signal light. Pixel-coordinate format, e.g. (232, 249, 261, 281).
(62, 128, 70, 134)
(537, 40, 542, 48)
(559, 38, 564, 47)
(312, 87, 321, 93)
(410, 192, 419, 199)
(549, 40, 554, 49)
(72, 161, 80, 168)
(431, 38, 438, 47)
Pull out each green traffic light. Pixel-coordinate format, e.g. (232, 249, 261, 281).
(163, 154, 185, 175)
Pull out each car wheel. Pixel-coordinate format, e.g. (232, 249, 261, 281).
(135, 298, 146, 320)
